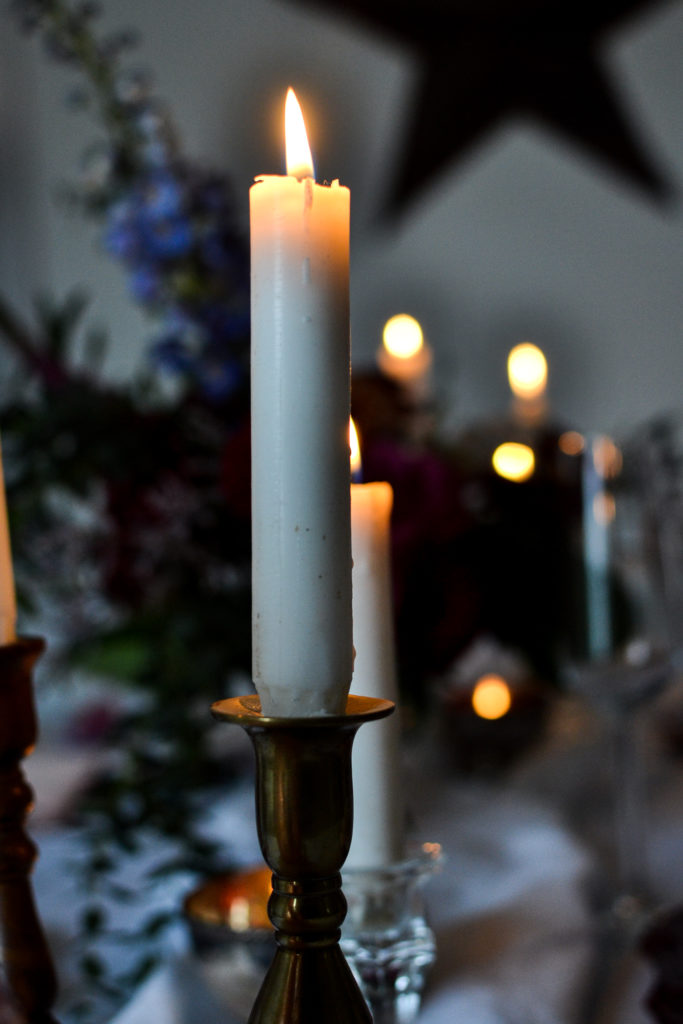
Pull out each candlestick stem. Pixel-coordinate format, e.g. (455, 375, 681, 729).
(0, 636, 59, 1023)
(212, 694, 394, 1024)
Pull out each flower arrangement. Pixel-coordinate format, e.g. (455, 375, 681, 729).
(1, 1, 253, 1015)
(0, 3, 589, 1016)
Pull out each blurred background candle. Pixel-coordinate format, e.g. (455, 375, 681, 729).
(377, 313, 432, 402)
(0, 433, 17, 644)
(507, 341, 549, 426)
(582, 435, 621, 660)
(347, 420, 404, 868)
(491, 441, 536, 483)
(250, 89, 352, 716)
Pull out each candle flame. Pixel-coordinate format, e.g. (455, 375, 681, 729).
(285, 88, 314, 180)
(472, 674, 512, 720)
(349, 418, 361, 476)
(492, 442, 535, 483)
(507, 342, 547, 399)
(383, 314, 424, 360)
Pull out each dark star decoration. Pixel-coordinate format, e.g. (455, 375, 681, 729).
(292, 0, 673, 217)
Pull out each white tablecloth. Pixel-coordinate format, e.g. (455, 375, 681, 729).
(27, 705, 680, 1024)
(89, 782, 593, 1024)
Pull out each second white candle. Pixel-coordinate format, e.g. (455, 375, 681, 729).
(347, 481, 404, 868)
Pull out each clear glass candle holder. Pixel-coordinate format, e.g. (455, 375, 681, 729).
(341, 842, 442, 1024)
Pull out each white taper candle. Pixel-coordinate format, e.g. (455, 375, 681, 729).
(0, 433, 17, 645)
(347, 481, 404, 867)
(249, 91, 352, 716)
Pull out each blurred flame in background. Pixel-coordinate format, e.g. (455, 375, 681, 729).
(382, 314, 424, 360)
(492, 442, 535, 482)
(471, 674, 512, 719)
(507, 342, 547, 399)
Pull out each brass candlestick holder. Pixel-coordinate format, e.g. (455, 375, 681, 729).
(211, 693, 394, 1024)
(0, 636, 59, 1023)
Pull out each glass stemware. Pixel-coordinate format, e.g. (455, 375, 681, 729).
(563, 433, 674, 929)
(634, 412, 683, 663)
(341, 843, 442, 1024)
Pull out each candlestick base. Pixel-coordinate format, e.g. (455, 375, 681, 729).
(0, 636, 59, 1023)
(211, 693, 394, 1024)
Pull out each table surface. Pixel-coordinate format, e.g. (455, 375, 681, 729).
(25, 694, 683, 1024)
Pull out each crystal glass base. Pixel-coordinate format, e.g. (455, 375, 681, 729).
(341, 843, 442, 1024)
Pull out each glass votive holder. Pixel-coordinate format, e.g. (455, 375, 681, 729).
(341, 842, 442, 1024)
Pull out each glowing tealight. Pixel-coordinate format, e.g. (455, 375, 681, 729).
(472, 675, 512, 720)
(382, 314, 424, 360)
(559, 431, 585, 456)
(227, 896, 251, 932)
(492, 442, 535, 482)
(507, 343, 547, 400)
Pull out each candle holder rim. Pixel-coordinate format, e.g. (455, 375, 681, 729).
(342, 841, 444, 884)
(0, 635, 46, 652)
(211, 693, 394, 728)
(0, 635, 46, 676)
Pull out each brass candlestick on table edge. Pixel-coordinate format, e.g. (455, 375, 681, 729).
(0, 636, 59, 1023)
(211, 693, 394, 1024)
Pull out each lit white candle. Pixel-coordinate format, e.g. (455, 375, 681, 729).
(0, 433, 17, 644)
(250, 89, 352, 716)
(347, 423, 404, 867)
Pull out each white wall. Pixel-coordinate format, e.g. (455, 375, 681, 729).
(1, 0, 681, 436)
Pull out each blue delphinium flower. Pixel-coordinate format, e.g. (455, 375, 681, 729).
(142, 214, 193, 260)
(11, 0, 257, 408)
(142, 170, 184, 220)
(104, 198, 142, 260)
(100, 159, 249, 400)
(128, 264, 162, 302)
